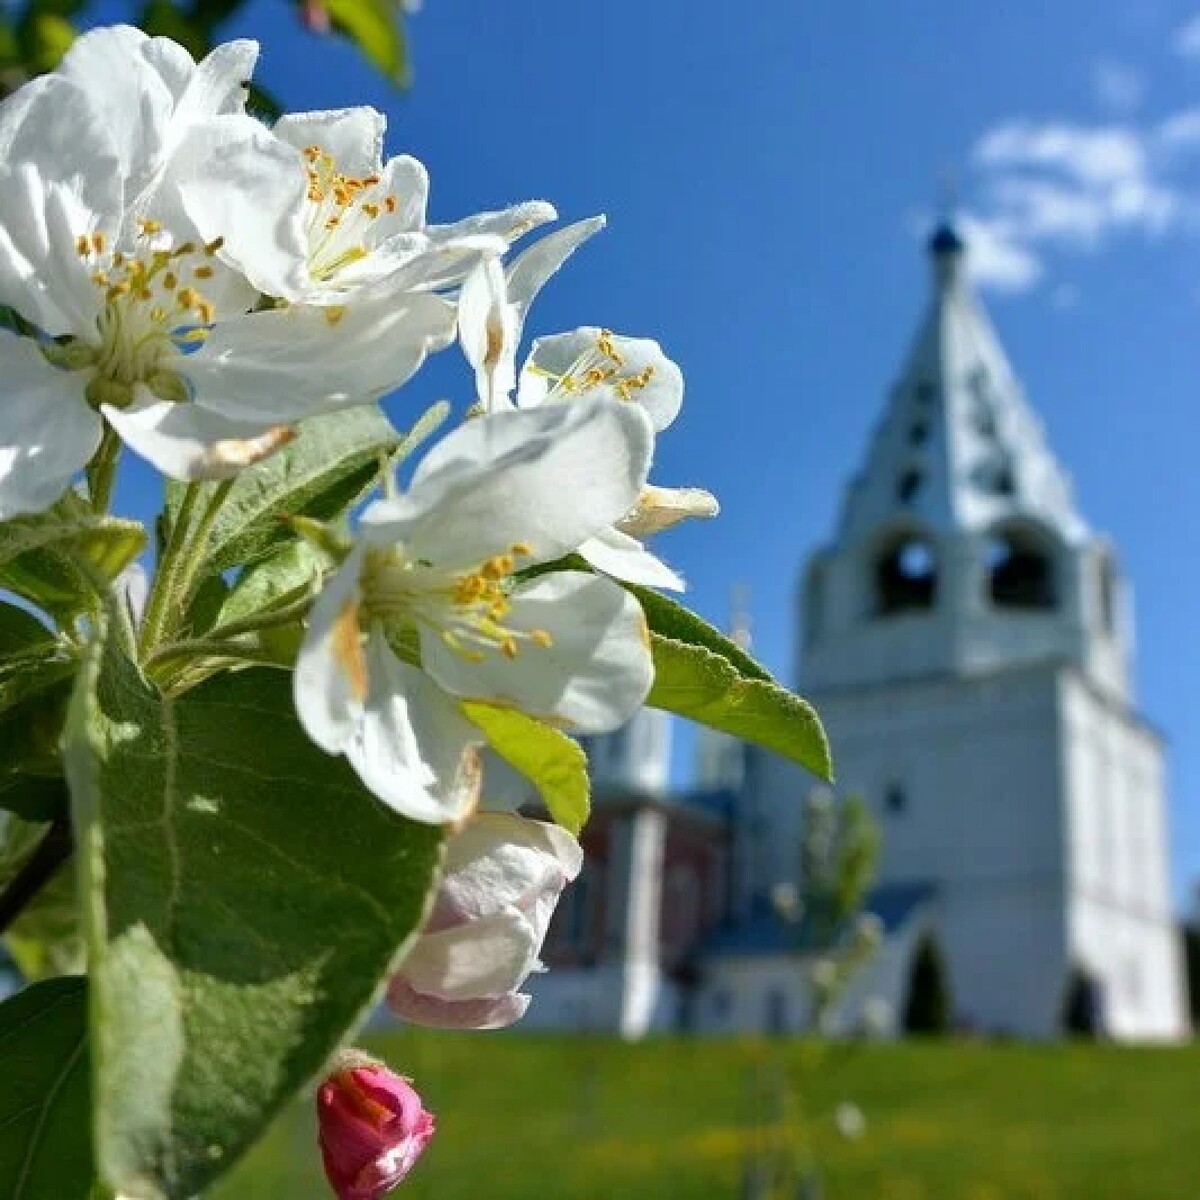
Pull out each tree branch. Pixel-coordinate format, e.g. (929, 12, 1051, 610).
(0, 816, 73, 937)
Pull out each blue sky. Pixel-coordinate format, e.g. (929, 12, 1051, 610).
(92, 1, 1200, 903)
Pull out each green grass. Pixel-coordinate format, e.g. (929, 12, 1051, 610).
(214, 1035, 1200, 1200)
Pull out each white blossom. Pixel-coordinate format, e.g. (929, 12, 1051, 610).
(387, 813, 582, 1029)
(293, 397, 656, 822)
(0, 30, 460, 512)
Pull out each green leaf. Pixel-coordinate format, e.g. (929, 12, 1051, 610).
(628, 585, 773, 683)
(0, 600, 55, 654)
(463, 704, 590, 834)
(647, 637, 833, 783)
(173, 406, 400, 579)
(64, 613, 443, 1198)
(0, 512, 146, 616)
(216, 541, 326, 628)
(0, 976, 92, 1199)
(324, 0, 409, 85)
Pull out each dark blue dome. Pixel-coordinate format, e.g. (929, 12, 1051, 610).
(929, 223, 964, 256)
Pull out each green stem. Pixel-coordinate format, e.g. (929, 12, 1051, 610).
(138, 483, 204, 656)
(170, 479, 234, 616)
(85, 427, 121, 515)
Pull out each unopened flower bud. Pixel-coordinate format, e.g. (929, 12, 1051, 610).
(301, 0, 331, 33)
(317, 1052, 434, 1200)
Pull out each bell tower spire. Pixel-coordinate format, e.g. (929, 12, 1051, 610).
(798, 220, 1129, 700)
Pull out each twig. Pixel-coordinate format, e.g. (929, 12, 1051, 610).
(0, 815, 73, 936)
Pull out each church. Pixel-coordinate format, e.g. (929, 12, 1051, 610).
(523, 222, 1189, 1042)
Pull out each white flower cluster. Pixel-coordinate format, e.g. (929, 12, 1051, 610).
(0, 26, 717, 1028)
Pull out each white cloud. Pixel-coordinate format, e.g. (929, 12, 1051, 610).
(962, 111, 1195, 293)
(1092, 60, 1144, 114)
(957, 214, 1044, 293)
(975, 122, 1146, 186)
(1175, 13, 1200, 58)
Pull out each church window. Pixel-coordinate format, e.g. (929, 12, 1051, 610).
(914, 381, 936, 405)
(885, 784, 907, 815)
(971, 458, 1015, 497)
(897, 469, 923, 505)
(874, 532, 938, 615)
(967, 365, 990, 397)
(985, 524, 1056, 610)
(972, 404, 997, 438)
(909, 421, 929, 446)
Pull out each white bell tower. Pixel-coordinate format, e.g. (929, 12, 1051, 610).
(790, 223, 1186, 1039)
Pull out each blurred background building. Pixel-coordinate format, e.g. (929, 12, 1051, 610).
(526, 223, 1189, 1042)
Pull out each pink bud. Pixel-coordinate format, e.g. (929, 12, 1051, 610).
(317, 1053, 435, 1200)
(300, 0, 331, 33)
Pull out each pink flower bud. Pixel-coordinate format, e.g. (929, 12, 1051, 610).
(317, 1053, 435, 1200)
(300, 0, 331, 33)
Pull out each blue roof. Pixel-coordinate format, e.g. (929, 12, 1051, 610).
(702, 880, 936, 959)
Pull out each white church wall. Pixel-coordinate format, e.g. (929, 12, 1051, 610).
(1060, 672, 1188, 1041)
(806, 667, 1072, 1037)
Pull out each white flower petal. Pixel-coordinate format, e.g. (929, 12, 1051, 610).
(386, 979, 529, 1030)
(439, 813, 582, 922)
(101, 395, 295, 481)
(345, 631, 482, 825)
(294, 548, 368, 755)
(420, 571, 653, 733)
(518, 327, 684, 431)
(0, 333, 99, 519)
(618, 483, 720, 538)
(400, 912, 540, 1000)
(457, 257, 517, 412)
(56, 25, 174, 201)
(273, 106, 385, 176)
(377, 153, 429, 233)
(165, 115, 308, 300)
(364, 397, 654, 569)
(172, 38, 258, 121)
(0, 75, 122, 203)
(505, 216, 604, 318)
(428, 199, 556, 250)
(579, 526, 684, 591)
(185, 292, 456, 421)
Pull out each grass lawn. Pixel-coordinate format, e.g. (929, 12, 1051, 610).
(214, 1036, 1199, 1200)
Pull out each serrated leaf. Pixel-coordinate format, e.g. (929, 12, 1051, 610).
(0, 512, 146, 615)
(324, 0, 409, 85)
(627, 584, 773, 683)
(64, 613, 443, 1198)
(647, 637, 833, 783)
(0, 976, 92, 1199)
(174, 406, 399, 580)
(463, 703, 590, 834)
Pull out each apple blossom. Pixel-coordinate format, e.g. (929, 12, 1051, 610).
(516, 326, 719, 588)
(293, 396, 656, 822)
(387, 813, 582, 1029)
(0, 51, 452, 512)
(458, 217, 605, 412)
(317, 1052, 435, 1200)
